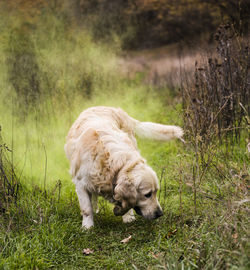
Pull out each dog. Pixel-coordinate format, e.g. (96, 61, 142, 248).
(65, 106, 183, 228)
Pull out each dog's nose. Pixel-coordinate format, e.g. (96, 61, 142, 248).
(154, 208, 163, 219)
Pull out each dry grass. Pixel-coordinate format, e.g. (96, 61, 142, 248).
(118, 43, 215, 90)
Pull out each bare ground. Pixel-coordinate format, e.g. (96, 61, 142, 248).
(118, 43, 214, 87)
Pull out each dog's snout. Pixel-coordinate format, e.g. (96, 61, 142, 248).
(154, 208, 163, 219)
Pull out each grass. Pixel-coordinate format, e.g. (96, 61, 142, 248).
(0, 5, 249, 270)
(1, 116, 249, 269)
(1, 145, 249, 269)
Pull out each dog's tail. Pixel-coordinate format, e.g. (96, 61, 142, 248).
(133, 120, 184, 142)
(117, 107, 184, 142)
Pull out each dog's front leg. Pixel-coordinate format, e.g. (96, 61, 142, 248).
(75, 181, 94, 229)
(92, 193, 99, 214)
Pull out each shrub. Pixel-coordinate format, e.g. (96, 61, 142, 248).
(182, 24, 249, 147)
(0, 127, 19, 213)
(181, 24, 249, 216)
(7, 24, 42, 107)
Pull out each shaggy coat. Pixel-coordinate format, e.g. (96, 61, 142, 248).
(65, 106, 183, 228)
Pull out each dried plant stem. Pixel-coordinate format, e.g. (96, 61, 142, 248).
(192, 166, 197, 216)
(42, 143, 47, 197)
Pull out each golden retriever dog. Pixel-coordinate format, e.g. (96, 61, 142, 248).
(65, 106, 183, 228)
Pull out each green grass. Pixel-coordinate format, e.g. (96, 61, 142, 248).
(0, 6, 249, 270)
(1, 117, 249, 270)
(1, 142, 249, 269)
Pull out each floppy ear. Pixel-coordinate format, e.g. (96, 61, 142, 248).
(113, 177, 137, 215)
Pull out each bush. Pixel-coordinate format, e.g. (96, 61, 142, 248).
(68, 0, 249, 49)
(0, 127, 19, 213)
(181, 24, 249, 218)
(182, 24, 249, 147)
(7, 24, 42, 107)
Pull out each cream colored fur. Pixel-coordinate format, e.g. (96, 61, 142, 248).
(65, 106, 183, 228)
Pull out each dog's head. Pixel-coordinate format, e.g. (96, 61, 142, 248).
(113, 162, 163, 219)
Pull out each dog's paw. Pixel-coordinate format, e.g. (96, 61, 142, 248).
(82, 216, 94, 229)
(122, 210, 136, 223)
(123, 215, 136, 223)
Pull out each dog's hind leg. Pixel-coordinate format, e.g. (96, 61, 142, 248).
(122, 209, 136, 223)
(75, 181, 94, 229)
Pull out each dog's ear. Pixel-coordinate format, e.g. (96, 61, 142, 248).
(113, 177, 137, 214)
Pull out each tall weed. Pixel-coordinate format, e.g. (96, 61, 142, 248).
(183, 24, 249, 146)
(181, 26, 249, 266)
(0, 127, 19, 213)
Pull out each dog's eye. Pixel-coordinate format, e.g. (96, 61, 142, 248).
(145, 192, 152, 198)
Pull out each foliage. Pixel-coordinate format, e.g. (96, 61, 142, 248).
(181, 24, 249, 229)
(8, 25, 42, 108)
(203, 0, 250, 35)
(66, 0, 249, 48)
(2, 0, 249, 49)
(182, 24, 249, 160)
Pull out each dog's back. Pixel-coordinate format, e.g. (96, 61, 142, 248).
(66, 107, 134, 140)
(65, 106, 183, 166)
(65, 107, 137, 160)
(66, 106, 183, 142)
